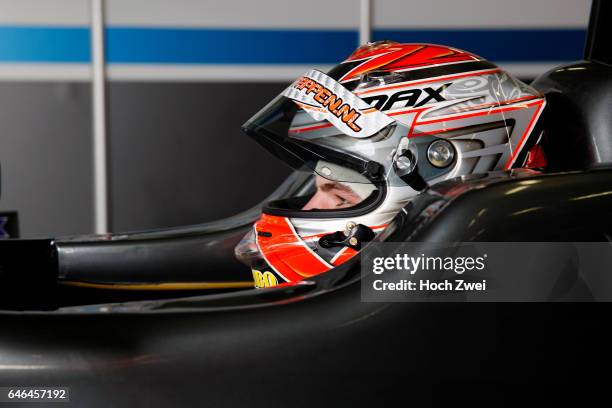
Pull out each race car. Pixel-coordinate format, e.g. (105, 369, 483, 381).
(0, 1, 611, 406)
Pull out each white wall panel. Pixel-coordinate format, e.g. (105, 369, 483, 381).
(374, 0, 591, 28)
(105, 0, 359, 28)
(0, 0, 591, 30)
(0, 0, 88, 25)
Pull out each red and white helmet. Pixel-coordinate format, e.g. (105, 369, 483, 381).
(237, 41, 546, 288)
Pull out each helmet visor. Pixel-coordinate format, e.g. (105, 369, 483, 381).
(242, 69, 399, 185)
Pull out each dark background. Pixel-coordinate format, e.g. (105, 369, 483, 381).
(0, 81, 290, 236)
(108, 82, 290, 231)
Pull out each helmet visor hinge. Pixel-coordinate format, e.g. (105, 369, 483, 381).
(319, 224, 375, 251)
(393, 147, 428, 192)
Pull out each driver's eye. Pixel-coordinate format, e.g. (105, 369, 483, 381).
(335, 195, 349, 206)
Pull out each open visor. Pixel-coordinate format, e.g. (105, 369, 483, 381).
(242, 69, 402, 185)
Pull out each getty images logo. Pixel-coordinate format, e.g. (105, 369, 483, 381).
(372, 253, 488, 275)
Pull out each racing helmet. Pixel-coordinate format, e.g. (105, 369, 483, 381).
(236, 41, 547, 288)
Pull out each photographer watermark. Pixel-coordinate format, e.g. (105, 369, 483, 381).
(361, 242, 612, 302)
(372, 252, 488, 292)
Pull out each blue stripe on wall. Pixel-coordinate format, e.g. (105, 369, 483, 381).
(0, 26, 587, 64)
(374, 29, 586, 62)
(106, 28, 357, 64)
(0, 26, 90, 62)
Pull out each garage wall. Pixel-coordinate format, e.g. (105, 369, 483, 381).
(0, 0, 93, 238)
(0, 0, 592, 237)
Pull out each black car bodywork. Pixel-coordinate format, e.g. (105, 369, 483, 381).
(2, 168, 612, 407)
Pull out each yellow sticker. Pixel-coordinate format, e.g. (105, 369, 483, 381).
(252, 269, 279, 288)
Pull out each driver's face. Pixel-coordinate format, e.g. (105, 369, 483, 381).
(302, 175, 363, 210)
